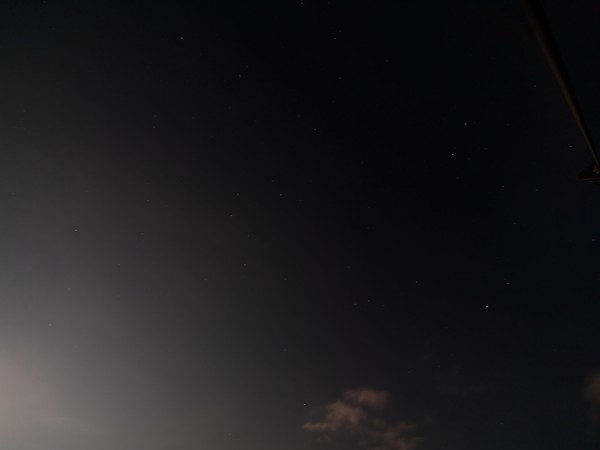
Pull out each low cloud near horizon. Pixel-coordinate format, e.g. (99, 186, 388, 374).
(585, 373, 600, 436)
(303, 388, 423, 450)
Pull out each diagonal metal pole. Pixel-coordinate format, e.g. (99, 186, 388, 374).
(521, 0, 600, 168)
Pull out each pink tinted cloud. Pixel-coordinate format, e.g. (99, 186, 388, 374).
(369, 422, 425, 450)
(343, 388, 390, 410)
(585, 373, 600, 435)
(303, 388, 423, 450)
(303, 400, 366, 432)
(585, 374, 600, 405)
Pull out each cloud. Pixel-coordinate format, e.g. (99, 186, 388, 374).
(303, 388, 423, 450)
(585, 373, 600, 436)
(585, 374, 600, 406)
(368, 422, 424, 450)
(344, 388, 390, 410)
(303, 400, 366, 432)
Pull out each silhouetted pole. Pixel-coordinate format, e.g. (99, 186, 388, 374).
(521, 0, 600, 174)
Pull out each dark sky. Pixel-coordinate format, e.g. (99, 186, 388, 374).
(2, 1, 600, 449)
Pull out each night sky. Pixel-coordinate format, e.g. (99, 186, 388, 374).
(2, 1, 600, 449)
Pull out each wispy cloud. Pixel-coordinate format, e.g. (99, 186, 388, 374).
(585, 372, 600, 436)
(368, 421, 423, 450)
(303, 388, 423, 450)
(585, 373, 600, 406)
(343, 388, 390, 410)
(303, 400, 367, 432)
